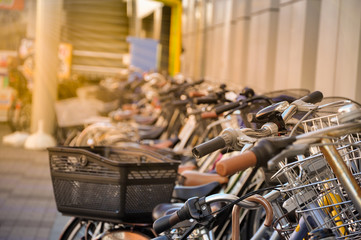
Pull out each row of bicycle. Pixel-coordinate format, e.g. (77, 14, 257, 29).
(48, 73, 361, 240)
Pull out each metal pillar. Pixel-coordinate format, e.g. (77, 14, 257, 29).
(155, 0, 182, 76)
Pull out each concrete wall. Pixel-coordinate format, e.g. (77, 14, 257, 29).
(181, 0, 361, 101)
(314, 0, 361, 102)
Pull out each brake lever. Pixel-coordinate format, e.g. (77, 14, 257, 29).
(291, 99, 318, 112)
(219, 128, 257, 151)
(179, 221, 199, 240)
(179, 197, 215, 240)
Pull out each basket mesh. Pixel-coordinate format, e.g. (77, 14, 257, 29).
(301, 113, 339, 133)
(49, 146, 179, 222)
(128, 169, 177, 179)
(273, 111, 361, 239)
(53, 179, 121, 212)
(50, 154, 121, 177)
(125, 184, 175, 214)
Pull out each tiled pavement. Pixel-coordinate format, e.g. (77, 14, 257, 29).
(0, 123, 70, 240)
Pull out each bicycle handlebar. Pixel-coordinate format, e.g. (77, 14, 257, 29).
(282, 91, 323, 123)
(151, 236, 172, 240)
(216, 137, 296, 176)
(188, 91, 205, 98)
(172, 99, 190, 107)
(153, 199, 193, 234)
(154, 192, 278, 236)
(153, 211, 182, 235)
(192, 136, 226, 158)
(214, 96, 273, 115)
(201, 111, 219, 119)
(299, 90, 323, 104)
(160, 79, 205, 96)
(193, 96, 218, 105)
(193, 91, 324, 159)
(214, 101, 241, 115)
(216, 150, 257, 176)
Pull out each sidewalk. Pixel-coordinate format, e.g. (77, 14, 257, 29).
(0, 123, 69, 240)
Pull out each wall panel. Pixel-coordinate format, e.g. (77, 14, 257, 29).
(334, 0, 361, 102)
(229, 0, 251, 89)
(314, 0, 339, 96)
(245, 1, 278, 93)
(315, 0, 361, 101)
(274, 0, 321, 91)
(181, 0, 361, 101)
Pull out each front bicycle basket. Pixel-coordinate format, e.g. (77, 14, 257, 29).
(273, 111, 361, 239)
(48, 146, 180, 223)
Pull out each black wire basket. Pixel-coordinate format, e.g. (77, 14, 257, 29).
(48, 146, 180, 223)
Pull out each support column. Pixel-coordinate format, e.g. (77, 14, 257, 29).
(32, 0, 62, 134)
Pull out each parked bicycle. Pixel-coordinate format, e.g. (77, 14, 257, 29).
(152, 91, 324, 239)
(50, 85, 358, 240)
(7, 56, 32, 132)
(153, 102, 361, 240)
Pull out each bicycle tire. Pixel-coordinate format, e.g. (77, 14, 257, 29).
(7, 97, 18, 132)
(59, 217, 154, 240)
(18, 100, 31, 132)
(59, 217, 93, 240)
(7, 97, 31, 132)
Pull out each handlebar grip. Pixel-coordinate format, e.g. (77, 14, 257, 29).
(189, 91, 205, 98)
(159, 95, 173, 102)
(216, 150, 257, 176)
(300, 91, 323, 104)
(172, 99, 190, 107)
(191, 79, 205, 86)
(151, 236, 172, 240)
(201, 111, 218, 119)
(182, 79, 205, 90)
(160, 86, 178, 95)
(192, 136, 226, 158)
(193, 96, 218, 105)
(214, 101, 240, 115)
(153, 212, 181, 234)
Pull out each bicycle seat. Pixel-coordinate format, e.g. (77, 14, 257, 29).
(152, 202, 184, 221)
(180, 170, 229, 186)
(139, 126, 165, 140)
(152, 181, 221, 220)
(177, 164, 197, 173)
(133, 115, 158, 125)
(146, 137, 180, 149)
(172, 181, 221, 201)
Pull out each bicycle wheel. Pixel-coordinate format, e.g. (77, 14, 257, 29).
(59, 217, 97, 240)
(59, 217, 153, 240)
(17, 100, 31, 131)
(7, 97, 20, 132)
(103, 230, 151, 240)
(7, 96, 31, 132)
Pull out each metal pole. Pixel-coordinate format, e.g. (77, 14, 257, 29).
(320, 138, 361, 214)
